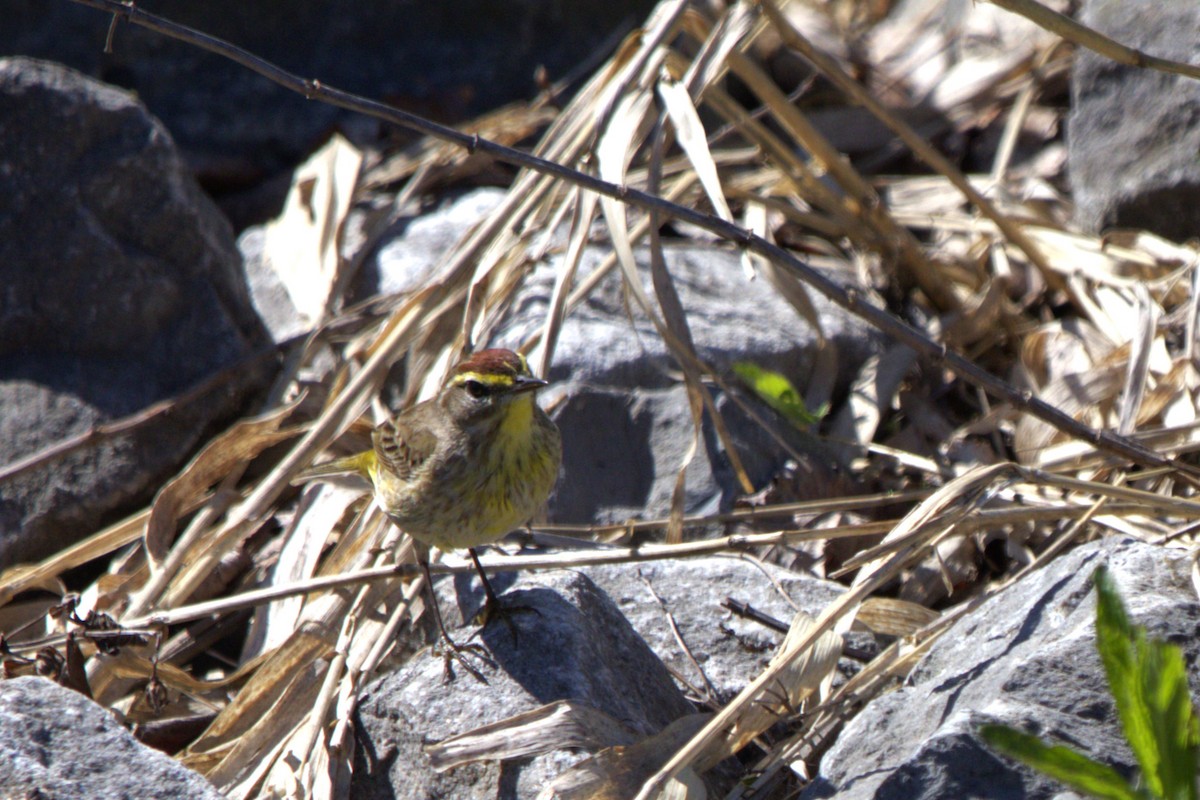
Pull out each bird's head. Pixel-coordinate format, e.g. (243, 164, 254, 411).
(440, 348, 548, 428)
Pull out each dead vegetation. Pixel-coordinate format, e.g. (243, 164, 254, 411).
(5, 0, 1200, 797)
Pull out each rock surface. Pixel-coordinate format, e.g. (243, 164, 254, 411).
(353, 556, 855, 798)
(0, 58, 270, 569)
(571, 556, 853, 698)
(1069, 0, 1200, 240)
(800, 537, 1199, 800)
(442, 554, 853, 699)
(501, 242, 879, 525)
(352, 570, 695, 799)
(0, 676, 222, 800)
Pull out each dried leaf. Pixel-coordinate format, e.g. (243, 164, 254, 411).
(244, 483, 365, 659)
(828, 344, 915, 446)
(537, 714, 712, 800)
(184, 628, 332, 788)
(536, 187, 601, 377)
(0, 510, 152, 608)
(656, 72, 733, 225)
(428, 700, 640, 771)
(262, 133, 364, 326)
(702, 609, 841, 765)
(597, 86, 657, 318)
(855, 596, 941, 637)
(743, 199, 825, 341)
(648, 127, 702, 545)
(1115, 284, 1157, 436)
(1014, 364, 1124, 464)
(145, 401, 303, 567)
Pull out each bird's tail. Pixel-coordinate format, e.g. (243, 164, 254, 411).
(292, 451, 376, 485)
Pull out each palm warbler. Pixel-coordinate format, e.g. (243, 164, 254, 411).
(294, 348, 561, 665)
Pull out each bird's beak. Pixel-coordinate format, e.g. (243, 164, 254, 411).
(511, 376, 549, 394)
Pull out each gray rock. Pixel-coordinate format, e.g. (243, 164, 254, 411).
(238, 188, 509, 342)
(441, 554, 852, 700)
(359, 556, 858, 798)
(0, 0, 655, 207)
(366, 188, 508, 298)
(353, 569, 695, 800)
(800, 537, 1199, 800)
(0, 676, 222, 800)
(0, 58, 270, 568)
(579, 556, 850, 698)
(495, 244, 880, 525)
(1069, 0, 1200, 239)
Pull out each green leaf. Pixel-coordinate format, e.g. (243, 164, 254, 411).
(1144, 639, 1200, 800)
(732, 362, 824, 426)
(980, 725, 1142, 800)
(1095, 567, 1157, 790)
(1093, 566, 1199, 800)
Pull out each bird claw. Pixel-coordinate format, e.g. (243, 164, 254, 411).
(432, 633, 495, 684)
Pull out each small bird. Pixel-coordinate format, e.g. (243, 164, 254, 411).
(294, 348, 561, 673)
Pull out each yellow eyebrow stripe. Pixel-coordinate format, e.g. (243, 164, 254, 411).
(451, 371, 514, 387)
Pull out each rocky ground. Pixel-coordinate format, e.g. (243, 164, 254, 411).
(3, 1, 1200, 798)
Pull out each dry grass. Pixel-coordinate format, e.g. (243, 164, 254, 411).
(7, 0, 1200, 797)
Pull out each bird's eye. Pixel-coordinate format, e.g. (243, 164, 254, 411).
(464, 379, 488, 398)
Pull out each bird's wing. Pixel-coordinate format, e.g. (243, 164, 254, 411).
(372, 417, 438, 483)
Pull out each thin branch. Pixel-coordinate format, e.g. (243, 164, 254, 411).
(104, 494, 1200, 631)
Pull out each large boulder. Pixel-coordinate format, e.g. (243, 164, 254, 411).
(0, 58, 271, 568)
(355, 555, 859, 798)
(800, 537, 1199, 800)
(0, 677, 223, 800)
(353, 570, 695, 799)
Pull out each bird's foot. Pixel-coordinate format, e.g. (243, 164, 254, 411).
(432, 631, 495, 684)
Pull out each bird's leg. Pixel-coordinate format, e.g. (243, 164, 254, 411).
(469, 547, 505, 619)
(467, 547, 540, 645)
(418, 559, 494, 683)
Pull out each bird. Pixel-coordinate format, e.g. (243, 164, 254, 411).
(293, 348, 561, 676)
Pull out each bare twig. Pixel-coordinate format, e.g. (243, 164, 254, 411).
(9, 486, 1172, 640)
